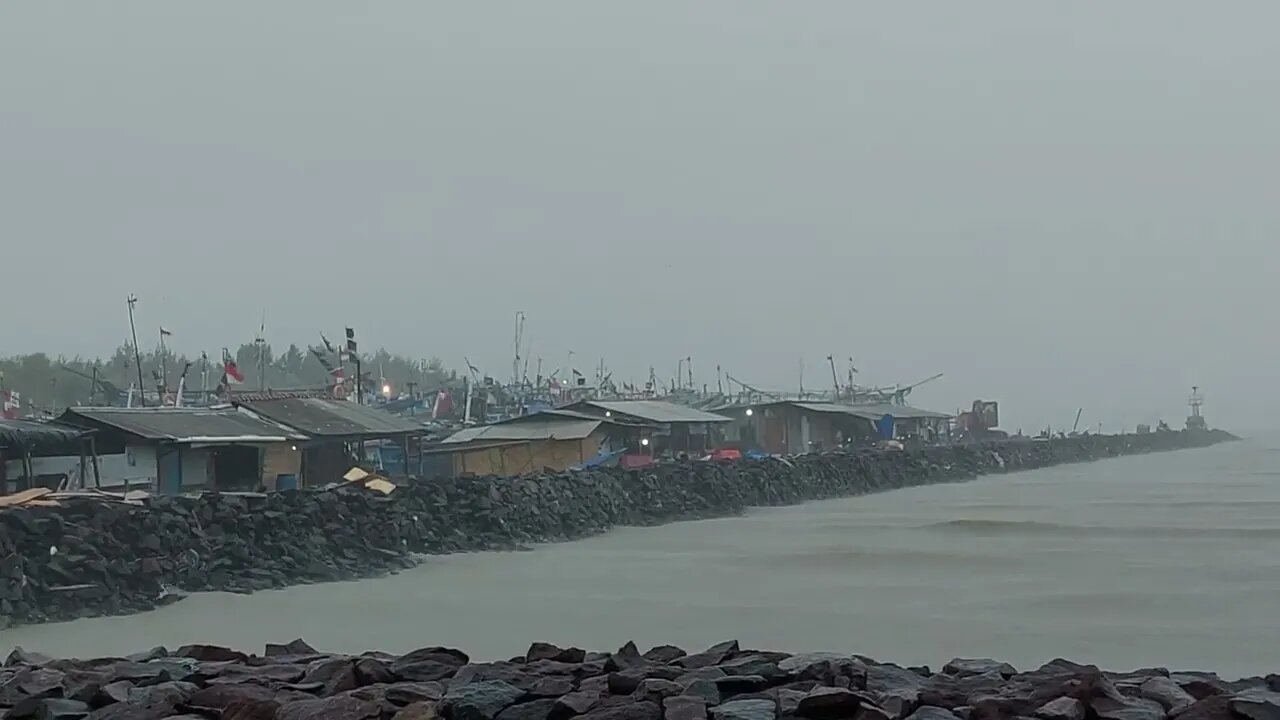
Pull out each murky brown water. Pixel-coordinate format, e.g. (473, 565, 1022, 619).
(3, 439, 1276, 678)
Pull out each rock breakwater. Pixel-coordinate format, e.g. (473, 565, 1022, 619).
(0, 637, 1274, 720)
(0, 431, 1235, 629)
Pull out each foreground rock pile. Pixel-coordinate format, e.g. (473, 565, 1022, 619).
(0, 638, 1275, 720)
(0, 430, 1235, 628)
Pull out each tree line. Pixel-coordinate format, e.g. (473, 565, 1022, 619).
(0, 343, 455, 413)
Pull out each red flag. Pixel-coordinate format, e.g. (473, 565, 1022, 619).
(432, 389, 453, 419)
(224, 360, 245, 384)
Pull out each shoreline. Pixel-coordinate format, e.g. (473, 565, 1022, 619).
(0, 430, 1237, 630)
(0, 638, 1273, 720)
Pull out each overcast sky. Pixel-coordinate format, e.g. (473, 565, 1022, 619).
(2, 2, 1275, 432)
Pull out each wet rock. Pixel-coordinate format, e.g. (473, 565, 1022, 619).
(97, 681, 135, 705)
(577, 700, 662, 720)
(173, 645, 248, 663)
(123, 649, 167, 664)
(396, 701, 443, 720)
(609, 667, 685, 695)
(608, 643, 647, 672)
(355, 657, 398, 686)
(124, 681, 197, 707)
(778, 689, 809, 716)
(222, 698, 281, 720)
(1173, 696, 1231, 720)
(876, 688, 920, 719)
(680, 668, 728, 684)
(680, 679, 722, 707)
(633, 678, 685, 704)
(28, 698, 90, 720)
(795, 687, 867, 719)
(944, 660, 1018, 679)
(267, 640, 319, 657)
(529, 677, 575, 698)
(441, 680, 526, 720)
(714, 676, 770, 697)
(497, 699, 559, 720)
(867, 666, 927, 695)
(276, 696, 381, 720)
(904, 709, 961, 720)
(781, 654, 866, 688)
(386, 682, 447, 705)
(187, 682, 279, 711)
(719, 656, 787, 682)
(1230, 689, 1280, 720)
(1034, 697, 1085, 720)
(679, 642, 740, 670)
(1169, 675, 1228, 701)
(711, 698, 776, 720)
(643, 646, 688, 665)
(527, 644, 586, 665)
(1140, 678, 1195, 714)
(395, 649, 470, 683)
(1094, 698, 1166, 720)
(301, 658, 359, 695)
(552, 690, 601, 719)
(920, 671, 1006, 709)
(665, 696, 709, 720)
(7, 648, 55, 667)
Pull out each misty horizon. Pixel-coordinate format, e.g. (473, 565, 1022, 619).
(3, 2, 1274, 432)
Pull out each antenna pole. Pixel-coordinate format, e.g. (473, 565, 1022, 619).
(127, 295, 146, 407)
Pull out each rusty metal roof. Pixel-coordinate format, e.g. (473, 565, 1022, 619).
(236, 397, 423, 438)
(61, 407, 306, 444)
(569, 400, 731, 424)
(442, 418, 604, 445)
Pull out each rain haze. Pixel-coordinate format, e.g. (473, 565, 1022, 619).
(2, 2, 1276, 431)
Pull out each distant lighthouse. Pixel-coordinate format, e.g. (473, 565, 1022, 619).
(1186, 386, 1207, 431)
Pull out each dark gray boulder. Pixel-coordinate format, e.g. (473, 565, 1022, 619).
(495, 699, 558, 720)
(904, 709, 961, 720)
(1139, 677, 1194, 714)
(276, 696, 381, 720)
(711, 698, 776, 720)
(679, 642, 741, 670)
(943, 660, 1017, 679)
(665, 696, 709, 720)
(441, 680, 526, 720)
(575, 700, 662, 720)
(643, 646, 688, 665)
(1033, 697, 1085, 720)
(1230, 689, 1280, 720)
(795, 687, 867, 719)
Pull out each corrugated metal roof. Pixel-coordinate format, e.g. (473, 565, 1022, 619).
(61, 407, 306, 443)
(238, 397, 423, 438)
(0, 419, 87, 453)
(442, 418, 604, 445)
(791, 402, 952, 421)
(498, 408, 656, 427)
(574, 400, 732, 424)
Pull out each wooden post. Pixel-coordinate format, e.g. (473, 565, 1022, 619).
(90, 436, 101, 489)
(401, 434, 410, 479)
(78, 438, 87, 489)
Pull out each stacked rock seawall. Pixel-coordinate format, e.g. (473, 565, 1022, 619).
(0, 430, 1235, 628)
(0, 637, 1274, 720)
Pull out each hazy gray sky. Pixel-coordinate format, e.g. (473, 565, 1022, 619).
(2, 3, 1275, 431)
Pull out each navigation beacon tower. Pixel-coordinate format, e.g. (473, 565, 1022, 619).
(1186, 386, 1207, 431)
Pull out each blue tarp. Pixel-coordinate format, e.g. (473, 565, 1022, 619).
(573, 448, 627, 470)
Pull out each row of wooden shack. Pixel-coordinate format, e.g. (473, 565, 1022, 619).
(1, 394, 952, 495)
